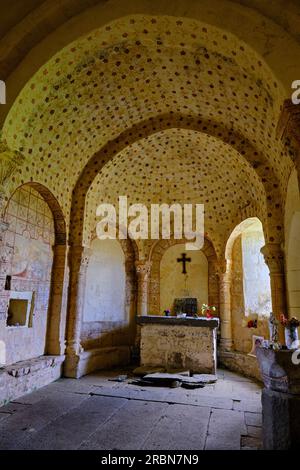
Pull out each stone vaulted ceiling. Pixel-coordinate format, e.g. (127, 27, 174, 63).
(0, 4, 299, 258)
(84, 128, 267, 255)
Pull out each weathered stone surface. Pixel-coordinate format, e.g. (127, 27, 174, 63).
(241, 435, 262, 450)
(205, 409, 246, 450)
(139, 323, 217, 374)
(262, 388, 300, 449)
(22, 396, 127, 450)
(193, 374, 217, 384)
(133, 366, 166, 376)
(0, 391, 87, 449)
(143, 373, 209, 384)
(245, 412, 262, 427)
(137, 315, 219, 328)
(70, 346, 131, 378)
(142, 404, 210, 450)
(0, 355, 65, 407)
(219, 350, 262, 382)
(0, 367, 261, 450)
(80, 400, 168, 450)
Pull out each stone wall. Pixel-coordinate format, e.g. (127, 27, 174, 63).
(160, 244, 208, 314)
(0, 186, 55, 365)
(79, 238, 136, 372)
(140, 323, 217, 374)
(149, 238, 219, 316)
(0, 355, 64, 406)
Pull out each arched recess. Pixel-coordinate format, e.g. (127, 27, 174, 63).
(80, 236, 137, 353)
(69, 114, 283, 252)
(0, 182, 67, 365)
(149, 237, 219, 316)
(225, 217, 271, 353)
(285, 168, 300, 320)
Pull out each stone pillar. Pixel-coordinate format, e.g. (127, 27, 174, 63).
(135, 261, 152, 316)
(218, 260, 233, 351)
(46, 244, 68, 356)
(262, 389, 300, 449)
(261, 243, 286, 344)
(64, 245, 91, 378)
(0, 221, 10, 323)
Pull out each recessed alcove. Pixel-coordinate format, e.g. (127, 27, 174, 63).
(6, 291, 33, 328)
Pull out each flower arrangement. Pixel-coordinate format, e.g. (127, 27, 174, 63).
(280, 314, 300, 349)
(242, 311, 269, 329)
(280, 314, 300, 329)
(201, 304, 217, 318)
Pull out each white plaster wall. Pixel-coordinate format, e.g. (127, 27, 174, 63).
(160, 244, 208, 314)
(285, 169, 300, 319)
(83, 239, 126, 322)
(241, 229, 271, 316)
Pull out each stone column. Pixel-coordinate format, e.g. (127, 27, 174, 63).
(261, 243, 286, 344)
(218, 260, 233, 351)
(64, 245, 91, 378)
(135, 261, 152, 316)
(0, 221, 10, 323)
(46, 244, 69, 356)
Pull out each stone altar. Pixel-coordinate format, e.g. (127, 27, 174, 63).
(137, 315, 219, 374)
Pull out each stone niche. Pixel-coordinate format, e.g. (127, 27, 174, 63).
(137, 316, 219, 374)
(6, 291, 33, 328)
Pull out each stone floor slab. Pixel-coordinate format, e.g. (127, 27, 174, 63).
(142, 403, 211, 450)
(0, 368, 262, 450)
(205, 408, 246, 450)
(80, 400, 168, 450)
(22, 395, 127, 450)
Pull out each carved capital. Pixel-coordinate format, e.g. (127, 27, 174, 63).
(261, 243, 284, 274)
(0, 136, 25, 186)
(215, 259, 231, 278)
(135, 261, 152, 280)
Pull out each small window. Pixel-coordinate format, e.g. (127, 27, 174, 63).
(6, 291, 33, 328)
(7, 299, 29, 327)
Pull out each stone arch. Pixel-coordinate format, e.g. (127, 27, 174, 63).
(225, 217, 266, 262)
(80, 235, 137, 351)
(88, 228, 138, 331)
(2, 1, 299, 129)
(69, 114, 284, 252)
(148, 237, 219, 316)
(0, 181, 68, 361)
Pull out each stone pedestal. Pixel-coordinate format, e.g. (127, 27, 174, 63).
(257, 347, 300, 449)
(137, 315, 219, 374)
(262, 389, 300, 449)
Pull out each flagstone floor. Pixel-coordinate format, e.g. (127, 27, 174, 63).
(0, 368, 262, 450)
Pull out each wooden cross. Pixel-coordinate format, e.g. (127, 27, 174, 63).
(177, 253, 191, 274)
